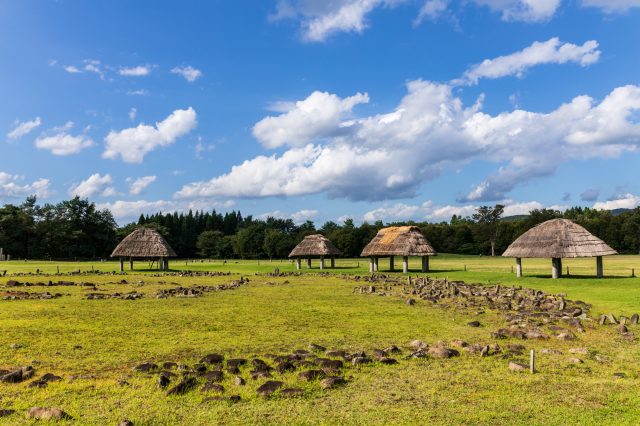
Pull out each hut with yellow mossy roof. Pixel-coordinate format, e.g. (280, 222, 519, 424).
(502, 218, 617, 278)
(361, 226, 436, 273)
(288, 234, 341, 269)
(111, 227, 177, 271)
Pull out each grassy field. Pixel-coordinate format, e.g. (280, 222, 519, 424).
(1, 255, 640, 424)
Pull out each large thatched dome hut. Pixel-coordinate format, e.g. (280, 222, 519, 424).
(288, 234, 341, 269)
(361, 226, 436, 273)
(111, 227, 177, 271)
(503, 218, 617, 278)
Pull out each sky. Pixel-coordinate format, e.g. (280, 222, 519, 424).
(1, 0, 640, 226)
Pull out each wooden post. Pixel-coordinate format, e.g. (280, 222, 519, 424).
(119, 258, 124, 273)
(165, 258, 170, 270)
(130, 258, 134, 271)
(369, 257, 374, 273)
(296, 258, 301, 270)
(331, 257, 335, 268)
(422, 256, 429, 273)
(403, 256, 408, 274)
(307, 258, 312, 269)
(389, 256, 394, 272)
(551, 258, 560, 279)
(530, 349, 535, 374)
(596, 256, 603, 278)
(373, 257, 379, 272)
(516, 257, 522, 278)
(320, 257, 325, 270)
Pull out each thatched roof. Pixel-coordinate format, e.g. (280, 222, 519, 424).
(111, 227, 177, 258)
(288, 234, 341, 258)
(502, 219, 617, 258)
(361, 226, 436, 257)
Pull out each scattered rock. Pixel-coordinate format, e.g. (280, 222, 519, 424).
(234, 376, 245, 386)
(556, 332, 576, 341)
(408, 340, 427, 350)
(325, 350, 346, 358)
(540, 348, 562, 355)
(309, 343, 326, 352)
(119, 420, 134, 426)
(618, 324, 628, 333)
(298, 370, 325, 382)
(200, 354, 224, 365)
(39, 373, 62, 382)
(201, 383, 225, 393)
(428, 347, 459, 359)
(0, 409, 15, 417)
(157, 373, 171, 389)
(569, 348, 588, 355)
(613, 372, 626, 378)
(320, 376, 346, 389)
(569, 358, 584, 364)
(508, 362, 527, 372)
(467, 321, 481, 327)
(379, 357, 398, 365)
(281, 388, 305, 397)
(256, 380, 284, 396)
(406, 298, 416, 306)
(351, 356, 372, 366)
(133, 363, 158, 373)
(27, 407, 71, 420)
(166, 377, 197, 396)
(275, 361, 295, 374)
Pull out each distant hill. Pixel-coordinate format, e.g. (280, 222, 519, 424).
(611, 208, 632, 216)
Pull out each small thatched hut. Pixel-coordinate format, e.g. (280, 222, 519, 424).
(288, 234, 341, 269)
(111, 227, 177, 271)
(361, 226, 436, 273)
(502, 218, 617, 278)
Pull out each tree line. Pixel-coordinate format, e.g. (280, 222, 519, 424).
(1, 197, 640, 260)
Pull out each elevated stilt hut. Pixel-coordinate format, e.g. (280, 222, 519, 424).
(361, 226, 436, 274)
(288, 234, 341, 270)
(110, 227, 177, 272)
(502, 219, 617, 279)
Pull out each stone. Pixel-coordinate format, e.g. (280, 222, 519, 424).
(351, 356, 372, 366)
(256, 380, 284, 396)
(384, 345, 401, 354)
(320, 376, 346, 389)
(318, 359, 343, 370)
(630, 314, 639, 325)
(569, 358, 584, 364)
(594, 355, 610, 363)
(480, 346, 490, 357)
(450, 340, 469, 349)
(428, 347, 459, 359)
(0, 409, 15, 417)
(467, 321, 481, 327)
(229, 395, 242, 403)
(27, 380, 47, 388)
(162, 362, 178, 370)
(203, 370, 224, 382)
(250, 370, 272, 380)
(200, 353, 224, 365)
(27, 407, 71, 420)
(569, 347, 588, 355)
(309, 343, 326, 352)
(556, 332, 576, 341)
(234, 376, 246, 386)
(618, 324, 628, 333)
(408, 340, 427, 350)
(508, 362, 527, 372)
(524, 331, 548, 340)
(281, 387, 305, 397)
(201, 383, 225, 393)
(613, 372, 626, 378)
(157, 373, 171, 389)
(133, 363, 158, 373)
(298, 369, 325, 382)
(372, 349, 386, 360)
(119, 420, 134, 426)
(0, 370, 23, 383)
(275, 361, 296, 374)
(406, 298, 416, 306)
(39, 373, 62, 382)
(166, 377, 197, 396)
(325, 350, 346, 358)
(540, 348, 562, 355)
(379, 357, 398, 365)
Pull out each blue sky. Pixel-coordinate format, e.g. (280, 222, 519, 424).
(1, 0, 640, 225)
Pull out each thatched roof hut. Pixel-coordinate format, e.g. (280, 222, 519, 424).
(288, 234, 340, 269)
(361, 226, 436, 273)
(111, 227, 176, 271)
(503, 219, 617, 278)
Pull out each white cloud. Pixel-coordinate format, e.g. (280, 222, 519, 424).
(582, 0, 640, 12)
(195, 137, 215, 160)
(119, 65, 153, 77)
(69, 173, 116, 198)
(127, 176, 156, 196)
(103, 107, 198, 163)
(415, 0, 449, 24)
(258, 209, 319, 224)
(64, 65, 81, 74)
(127, 89, 149, 96)
(0, 172, 51, 200)
(129, 108, 137, 121)
(472, 0, 561, 22)
(35, 123, 94, 156)
(97, 199, 235, 223)
(7, 117, 41, 140)
(176, 79, 640, 204)
(593, 193, 640, 210)
(171, 66, 202, 82)
(253, 91, 369, 148)
(457, 38, 600, 85)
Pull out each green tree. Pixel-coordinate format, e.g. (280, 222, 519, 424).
(472, 204, 505, 256)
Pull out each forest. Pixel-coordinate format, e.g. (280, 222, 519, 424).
(0, 196, 639, 260)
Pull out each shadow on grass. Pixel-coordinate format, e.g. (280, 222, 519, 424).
(526, 274, 633, 280)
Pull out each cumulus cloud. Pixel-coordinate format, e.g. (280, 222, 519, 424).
(457, 38, 600, 85)
(127, 89, 149, 96)
(119, 65, 153, 77)
(472, 0, 561, 22)
(176, 78, 640, 204)
(258, 209, 319, 224)
(34, 123, 94, 156)
(171, 66, 202, 82)
(0, 172, 51, 200)
(127, 176, 156, 195)
(129, 108, 137, 121)
(582, 0, 640, 12)
(69, 173, 116, 198)
(415, 0, 449, 24)
(103, 107, 197, 163)
(593, 193, 640, 210)
(253, 91, 369, 148)
(7, 117, 41, 140)
(580, 188, 600, 202)
(97, 199, 235, 223)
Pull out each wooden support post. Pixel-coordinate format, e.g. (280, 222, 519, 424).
(320, 257, 325, 270)
(373, 257, 379, 272)
(296, 258, 301, 270)
(422, 256, 429, 273)
(596, 256, 603, 278)
(119, 258, 124, 273)
(403, 256, 409, 274)
(551, 258, 560, 279)
(530, 349, 535, 374)
(165, 258, 170, 270)
(516, 257, 522, 278)
(331, 257, 335, 268)
(389, 256, 394, 272)
(307, 258, 312, 269)
(369, 257, 374, 273)
(130, 258, 134, 271)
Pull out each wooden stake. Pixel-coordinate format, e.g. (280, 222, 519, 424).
(530, 349, 535, 374)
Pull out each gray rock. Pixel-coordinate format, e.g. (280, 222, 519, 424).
(256, 380, 284, 396)
(27, 407, 71, 420)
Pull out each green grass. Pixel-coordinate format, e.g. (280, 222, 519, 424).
(1, 255, 640, 424)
